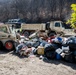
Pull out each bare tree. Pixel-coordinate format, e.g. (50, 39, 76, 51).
(0, 0, 76, 22)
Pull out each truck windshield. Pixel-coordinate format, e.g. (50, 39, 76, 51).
(0, 27, 8, 33)
(15, 24, 21, 28)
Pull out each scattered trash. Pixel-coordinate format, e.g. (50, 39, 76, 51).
(66, 36, 76, 51)
(44, 45, 56, 59)
(14, 31, 76, 63)
(39, 55, 44, 59)
(56, 48, 63, 54)
(56, 53, 61, 60)
(64, 52, 74, 63)
(29, 55, 35, 58)
(37, 46, 45, 55)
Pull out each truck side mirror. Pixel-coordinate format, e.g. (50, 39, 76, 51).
(12, 25, 14, 30)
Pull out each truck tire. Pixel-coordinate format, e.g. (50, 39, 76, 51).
(30, 31, 34, 35)
(48, 31, 56, 37)
(0, 41, 3, 49)
(5, 41, 14, 51)
(24, 31, 29, 37)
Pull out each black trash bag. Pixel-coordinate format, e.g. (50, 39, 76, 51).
(52, 43, 62, 49)
(44, 45, 56, 59)
(64, 51, 74, 63)
(0, 41, 3, 49)
(33, 41, 40, 48)
(32, 48, 37, 55)
(73, 50, 76, 63)
(26, 41, 32, 48)
(66, 36, 76, 51)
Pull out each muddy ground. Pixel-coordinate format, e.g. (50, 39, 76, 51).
(0, 50, 76, 75)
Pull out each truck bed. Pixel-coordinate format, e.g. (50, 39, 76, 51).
(21, 23, 45, 30)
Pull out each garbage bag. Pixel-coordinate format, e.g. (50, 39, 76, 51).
(73, 50, 76, 63)
(52, 37, 63, 49)
(56, 53, 61, 60)
(19, 47, 29, 56)
(52, 36, 63, 44)
(33, 41, 40, 48)
(40, 40, 48, 47)
(64, 52, 74, 63)
(26, 42, 32, 48)
(32, 48, 37, 55)
(44, 45, 56, 59)
(52, 43, 62, 49)
(16, 43, 27, 53)
(26, 37, 41, 48)
(66, 36, 76, 51)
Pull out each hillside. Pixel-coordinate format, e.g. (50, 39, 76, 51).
(0, 0, 76, 23)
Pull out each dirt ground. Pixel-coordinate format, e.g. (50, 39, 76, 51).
(0, 50, 76, 75)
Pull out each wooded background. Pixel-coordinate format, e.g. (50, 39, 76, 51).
(0, 0, 76, 23)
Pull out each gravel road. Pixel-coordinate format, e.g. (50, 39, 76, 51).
(0, 51, 76, 75)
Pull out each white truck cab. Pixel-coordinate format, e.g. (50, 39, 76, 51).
(0, 24, 17, 51)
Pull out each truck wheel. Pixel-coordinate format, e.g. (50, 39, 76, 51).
(30, 31, 34, 35)
(0, 41, 3, 49)
(5, 41, 14, 51)
(48, 32, 56, 37)
(24, 31, 29, 37)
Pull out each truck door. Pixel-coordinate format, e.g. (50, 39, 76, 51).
(54, 22, 64, 32)
(45, 22, 50, 30)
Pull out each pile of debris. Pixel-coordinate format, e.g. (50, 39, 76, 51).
(15, 32, 76, 63)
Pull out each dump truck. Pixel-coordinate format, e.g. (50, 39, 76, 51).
(21, 21, 75, 37)
(0, 23, 18, 51)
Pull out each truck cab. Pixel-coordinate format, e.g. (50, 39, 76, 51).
(45, 21, 65, 36)
(0, 24, 17, 51)
(46, 21, 75, 36)
(47, 21, 64, 31)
